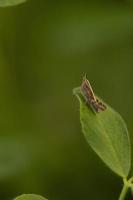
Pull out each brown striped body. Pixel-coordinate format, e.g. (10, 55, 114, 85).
(81, 76, 106, 113)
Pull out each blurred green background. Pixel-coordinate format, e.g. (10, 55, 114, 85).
(0, 0, 133, 199)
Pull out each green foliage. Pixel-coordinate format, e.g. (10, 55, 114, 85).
(0, 0, 26, 6)
(0, 1, 133, 199)
(73, 87, 131, 178)
(14, 194, 47, 200)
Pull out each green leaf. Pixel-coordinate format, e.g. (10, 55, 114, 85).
(0, 0, 26, 7)
(73, 87, 131, 178)
(14, 194, 48, 200)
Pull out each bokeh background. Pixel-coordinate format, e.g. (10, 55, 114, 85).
(0, 0, 133, 199)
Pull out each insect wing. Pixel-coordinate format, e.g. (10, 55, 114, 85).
(81, 76, 107, 113)
(81, 78, 96, 102)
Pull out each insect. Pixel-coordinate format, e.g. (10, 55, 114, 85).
(81, 76, 107, 113)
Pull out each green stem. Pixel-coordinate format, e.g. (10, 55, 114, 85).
(118, 178, 129, 200)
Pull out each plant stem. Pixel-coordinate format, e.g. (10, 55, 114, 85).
(118, 179, 129, 200)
